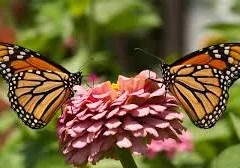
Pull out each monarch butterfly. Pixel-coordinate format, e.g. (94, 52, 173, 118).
(0, 42, 82, 129)
(159, 43, 240, 129)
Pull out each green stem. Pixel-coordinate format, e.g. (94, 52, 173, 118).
(116, 147, 138, 168)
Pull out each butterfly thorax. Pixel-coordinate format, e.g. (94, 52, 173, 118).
(160, 63, 172, 90)
(70, 72, 82, 86)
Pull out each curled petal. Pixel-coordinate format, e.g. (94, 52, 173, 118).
(87, 121, 104, 133)
(132, 107, 150, 117)
(105, 118, 122, 129)
(86, 100, 103, 109)
(106, 108, 120, 118)
(121, 104, 138, 110)
(122, 119, 143, 131)
(116, 135, 132, 148)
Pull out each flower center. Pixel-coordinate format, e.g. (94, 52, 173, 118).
(111, 83, 119, 90)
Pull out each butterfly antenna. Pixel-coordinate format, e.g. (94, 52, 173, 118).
(81, 74, 96, 88)
(134, 48, 165, 64)
(83, 78, 92, 88)
(78, 57, 95, 72)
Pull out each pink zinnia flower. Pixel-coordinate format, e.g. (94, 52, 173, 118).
(57, 70, 186, 167)
(147, 131, 193, 159)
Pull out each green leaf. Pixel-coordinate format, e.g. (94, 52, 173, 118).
(206, 23, 240, 40)
(94, 0, 161, 32)
(0, 128, 23, 153)
(229, 113, 240, 140)
(211, 144, 240, 168)
(68, 0, 90, 17)
(0, 149, 25, 168)
(0, 111, 17, 133)
(62, 48, 89, 73)
(185, 118, 232, 142)
(35, 153, 68, 168)
(173, 152, 205, 168)
(227, 84, 240, 114)
(91, 159, 122, 168)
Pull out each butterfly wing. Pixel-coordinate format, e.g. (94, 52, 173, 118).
(168, 64, 229, 128)
(170, 43, 240, 86)
(8, 70, 72, 129)
(0, 42, 70, 81)
(172, 43, 240, 68)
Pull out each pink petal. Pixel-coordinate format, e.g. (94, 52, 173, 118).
(149, 109, 158, 115)
(103, 128, 118, 136)
(111, 92, 128, 106)
(72, 136, 88, 148)
(149, 88, 165, 98)
(130, 89, 144, 96)
(131, 107, 150, 117)
(132, 129, 146, 137)
(138, 92, 150, 98)
(143, 125, 159, 137)
(123, 119, 143, 131)
(72, 121, 93, 133)
(92, 91, 111, 99)
(165, 113, 184, 120)
(105, 118, 122, 129)
(117, 109, 127, 116)
(78, 113, 93, 120)
(76, 109, 88, 118)
(87, 121, 104, 133)
(150, 105, 167, 112)
(66, 118, 77, 127)
(116, 135, 132, 148)
(138, 70, 157, 79)
(141, 117, 170, 128)
(96, 101, 110, 112)
(91, 110, 108, 120)
(66, 129, 78, 137)
(121, 104, 138, 110)
(106, 107, 120, 118)
(86, 100, 103, 109)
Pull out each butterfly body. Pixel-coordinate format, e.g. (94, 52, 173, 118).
(0, 42, 82, 129)
(160, 43, 240, 128)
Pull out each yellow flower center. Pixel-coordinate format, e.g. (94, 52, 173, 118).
(111, 83, 119, 90)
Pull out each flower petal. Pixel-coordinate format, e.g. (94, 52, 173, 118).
(92, 110, 108, 120)
(106, 107, 120, 118)
(116, 135, 132, 148)
(131, 107, 150, 117)
(123, 119, 143, 131)
(87, 121, 104, 133)
(105, 118, 122, 129)
(86, 100, 103, 109)
(121, 104, 138, 110)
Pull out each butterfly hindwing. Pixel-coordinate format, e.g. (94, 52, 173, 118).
(167, 65, 229, 128)
(8, 70, 73, 129)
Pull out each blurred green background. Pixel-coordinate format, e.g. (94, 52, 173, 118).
(1, 0, 240, 167)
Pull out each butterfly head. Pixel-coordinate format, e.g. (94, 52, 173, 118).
(71, 72, 83, 86)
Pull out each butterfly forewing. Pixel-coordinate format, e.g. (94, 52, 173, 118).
(8, 70, 73, 129)
(168, 65, 229, 128)
(0, 42, 70, 81)
(171, 43, 240, 85)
